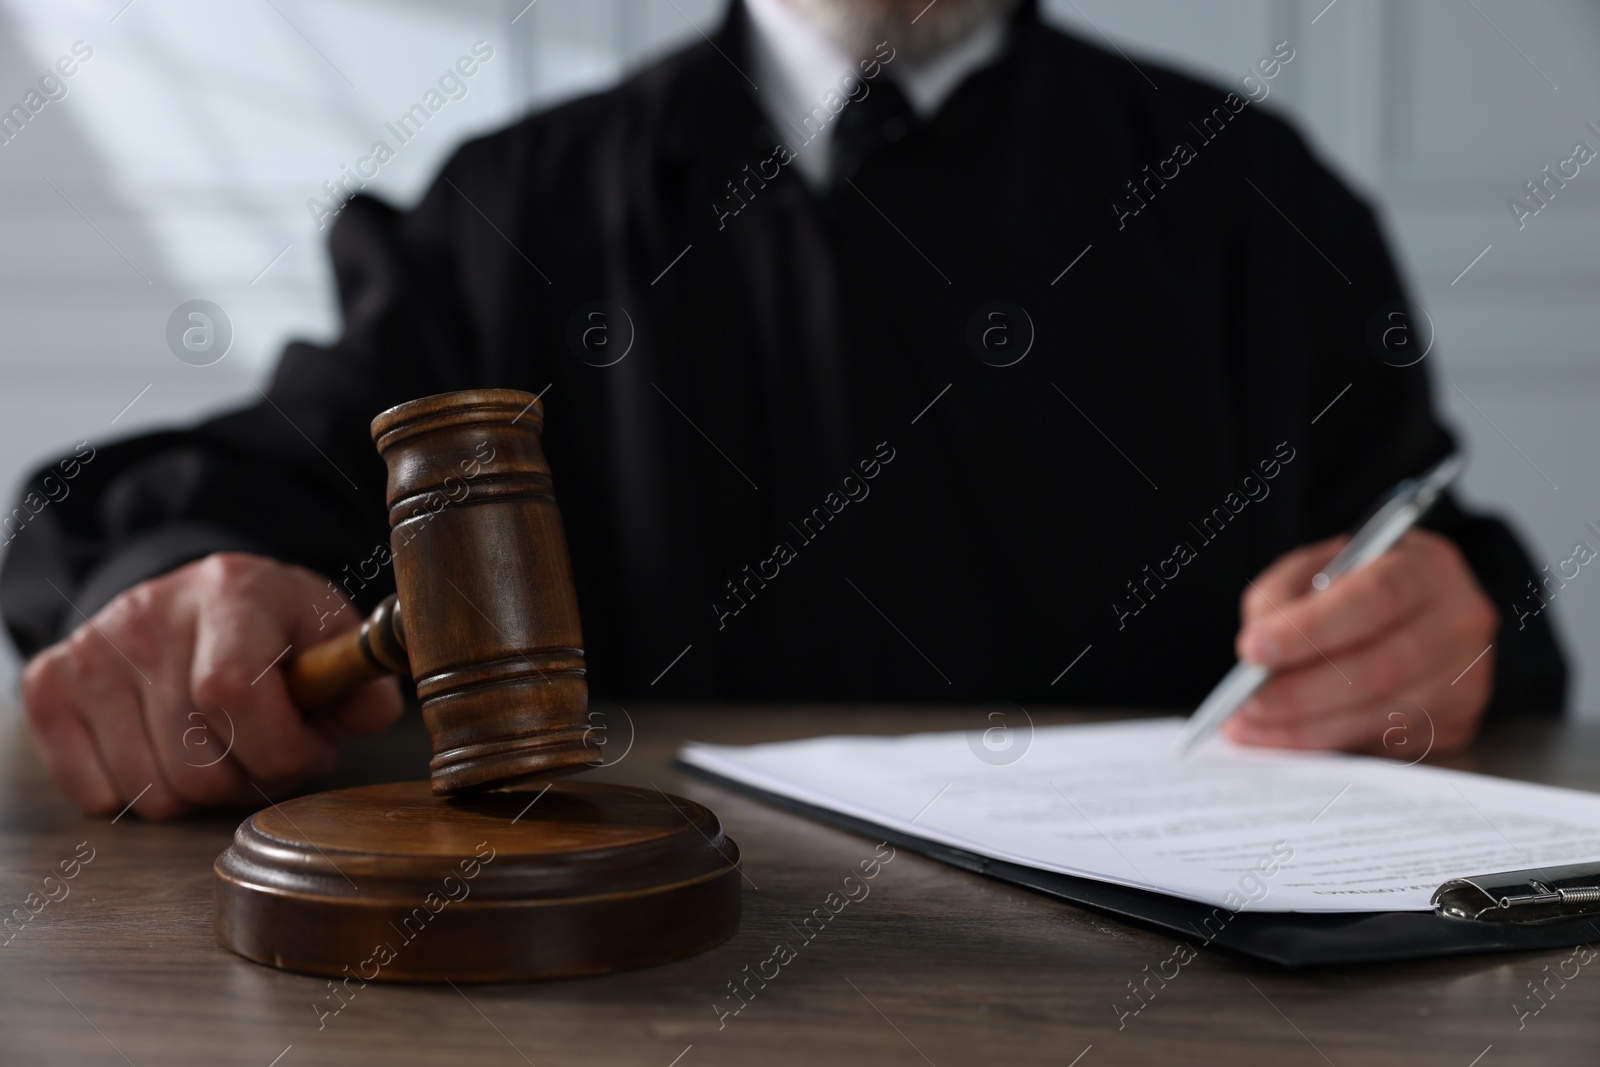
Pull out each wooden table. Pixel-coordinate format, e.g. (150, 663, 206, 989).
(3, 702, 1598, 1066)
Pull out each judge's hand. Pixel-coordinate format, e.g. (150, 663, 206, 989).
(20, 553, 402, 820)
(1222, 530, 1497, 756)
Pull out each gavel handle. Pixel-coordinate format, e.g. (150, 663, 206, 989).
(283, 594, 410, 712)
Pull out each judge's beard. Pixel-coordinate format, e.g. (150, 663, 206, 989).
(781, 0, 1022, 64)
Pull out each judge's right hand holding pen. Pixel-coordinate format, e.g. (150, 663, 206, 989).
(1213, 460, 1499, 756)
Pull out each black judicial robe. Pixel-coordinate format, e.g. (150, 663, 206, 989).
(0, 2, 1568, 714)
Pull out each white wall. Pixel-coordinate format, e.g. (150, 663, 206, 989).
(2, 0, 1596, 713)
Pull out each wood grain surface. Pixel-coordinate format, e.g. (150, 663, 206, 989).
(3, 702, 1598, 1066)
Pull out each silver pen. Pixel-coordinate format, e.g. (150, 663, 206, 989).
(1170, 454, 1463, 758)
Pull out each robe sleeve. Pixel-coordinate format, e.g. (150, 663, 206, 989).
(1233, 113, 1568, 717)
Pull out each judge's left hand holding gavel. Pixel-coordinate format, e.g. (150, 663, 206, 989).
(20, 553, 402, 821)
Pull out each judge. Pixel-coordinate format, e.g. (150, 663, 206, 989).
(0, 0, 1565, 819)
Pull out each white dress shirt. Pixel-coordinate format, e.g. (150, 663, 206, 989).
(742, 0, 1010, 187)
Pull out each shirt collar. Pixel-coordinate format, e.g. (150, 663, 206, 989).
(743, 0, 1010, 186)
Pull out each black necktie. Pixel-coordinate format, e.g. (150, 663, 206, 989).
(829, 78, 917, 187)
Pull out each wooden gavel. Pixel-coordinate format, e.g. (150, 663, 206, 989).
(281, 388, 593, 794)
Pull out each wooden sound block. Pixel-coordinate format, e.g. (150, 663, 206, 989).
(214, 781, 741, 982)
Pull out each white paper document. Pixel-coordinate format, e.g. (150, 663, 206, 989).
(681, 718, 1600, 913)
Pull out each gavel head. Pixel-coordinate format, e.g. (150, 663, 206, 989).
(370, 389, 592, 794)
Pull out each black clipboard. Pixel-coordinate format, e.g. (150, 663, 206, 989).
(679, 761, 1600, 966)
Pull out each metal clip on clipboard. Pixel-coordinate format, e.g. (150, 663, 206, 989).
(1433, 862, 1600, 924)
